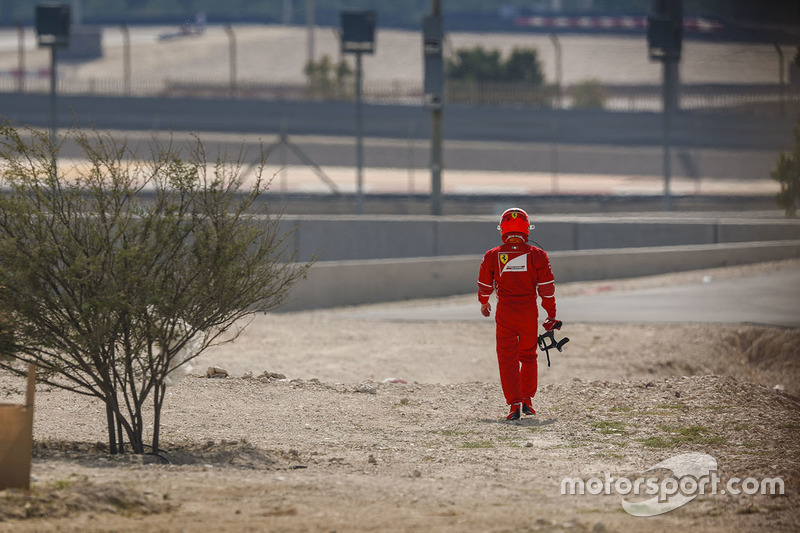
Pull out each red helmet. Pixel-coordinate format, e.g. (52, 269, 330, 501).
(497, 207, 533, 243)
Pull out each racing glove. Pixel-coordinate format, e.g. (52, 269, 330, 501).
(543, 317, 561, 331)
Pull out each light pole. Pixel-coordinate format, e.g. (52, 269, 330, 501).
(120, 24, 130, 96)
(224, 24, 237, 98)
(306, 0, 315, 67)
(549, 33, 562, 194)
(341, 11, 376, 215)
(647, 0, 683, 212)
(774, 43, 785, 116)
(15, 22, 24, 93)
(549, 33, 562, 109)
(36, 3, 71, 150)
(355, 50, 364, 213)
(423, 1, 444, 215)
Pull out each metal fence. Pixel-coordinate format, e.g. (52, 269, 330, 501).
(1, 73, 796, 115)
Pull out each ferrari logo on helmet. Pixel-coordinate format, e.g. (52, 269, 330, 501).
(500, 253, 509, 264)
(511, 212, 518, 219)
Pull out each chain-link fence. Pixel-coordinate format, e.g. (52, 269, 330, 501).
(1, 72, 796, 115)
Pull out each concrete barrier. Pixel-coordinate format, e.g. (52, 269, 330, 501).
(551, 240, 800, 282)
(278, 240, 800, 311)
(279, 215, 800, 262)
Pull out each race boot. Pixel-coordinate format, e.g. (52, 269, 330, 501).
(522, 398, 536, 416)
(506, 403, 521, 421)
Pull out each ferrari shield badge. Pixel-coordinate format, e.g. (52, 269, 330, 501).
(500, 253, 509, 264)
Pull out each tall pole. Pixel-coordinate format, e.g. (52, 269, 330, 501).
(282, 0, 292, 24)
(662, 59, 677, 211)
(306, 0, 315, 66)
(49, 45, 58, 149)
(549, 33, 562, 194)
(72, 0, 82, 25)
(224, 24, 237, 98)
(549, 33, 562, 109)
(648, 0, 682, 212)
(774, 43, 785, 116)
(356, 51, 364, 215)
(120, 24, 130, 96)
(430, 0, 443, 216)
(15, 22, 25, 93)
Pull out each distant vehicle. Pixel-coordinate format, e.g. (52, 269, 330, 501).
(159, 12, 207, 41)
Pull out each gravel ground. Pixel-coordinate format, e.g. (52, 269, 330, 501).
(0, 259, 798, 532)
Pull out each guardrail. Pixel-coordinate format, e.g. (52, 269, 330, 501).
(279, 240, 800, 311)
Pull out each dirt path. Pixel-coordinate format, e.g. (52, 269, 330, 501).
(1, 260, 799, 532)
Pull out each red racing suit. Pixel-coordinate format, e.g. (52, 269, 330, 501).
(477, 242, 557, 406)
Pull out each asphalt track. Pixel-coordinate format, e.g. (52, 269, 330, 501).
(4, 94, 792, 181)
(343, 266, 800, 328)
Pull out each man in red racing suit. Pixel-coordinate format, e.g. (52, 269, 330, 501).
(478, 208, 560, 421)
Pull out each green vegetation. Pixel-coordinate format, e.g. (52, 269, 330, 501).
(0, 122, 310, 455)
(460, 441, 494, 449)
(609, 406, 634, 413)
(304, 54, 354, 100)
(589, 420, 627, 435)
(446, 46, 545, 85)
(637, 425, 726, 448)
(436, 429, 473, 437)
(771, 117, 800, 216)
(654, 403, 687, 410)
(638, 436, 674, 448)
(570, 79, 606, 109)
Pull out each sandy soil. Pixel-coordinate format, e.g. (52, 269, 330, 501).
(1, 260, 799, 532)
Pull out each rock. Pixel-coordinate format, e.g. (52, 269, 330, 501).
(241, 371, 253, 379)
(774, 384, 785, 391)
(355, 383, 376, 394)
(382, 377, 409, 384)
(205, 366, 229, 378)
(368, 454, 377, 464)
(257, 371, 286, 380)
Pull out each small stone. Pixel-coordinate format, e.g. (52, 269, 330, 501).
(525, 442, 534, 448)
(774, 384, 785, 391)
(257, 371, 287, 380)
(674, 391, 681, 398)
(355, 383, 376, 394)
(241, 371, 253, 379)
(368, 454, 377, 464)
(206, 366, 229, 378)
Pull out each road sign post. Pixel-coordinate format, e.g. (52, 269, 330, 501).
(647, 0, 682, 212)
(423, 5, 444, 215)
(341, 11, 376, 215)
(36, 3, 70, 150)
